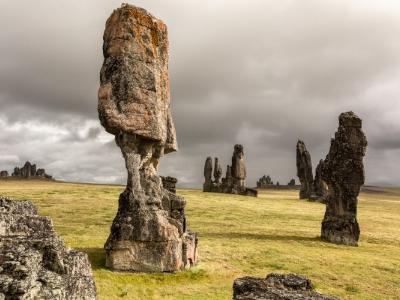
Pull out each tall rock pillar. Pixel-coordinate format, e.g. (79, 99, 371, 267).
(321, 112, 367, 246)
(98, 4, 197, 272)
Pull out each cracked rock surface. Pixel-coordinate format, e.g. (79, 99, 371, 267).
(0, 197, 97, 300)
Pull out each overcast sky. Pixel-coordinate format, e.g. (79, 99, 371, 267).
(0, 0, 400, 187)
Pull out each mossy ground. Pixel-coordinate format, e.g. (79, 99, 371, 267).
(0, 180, 399, 299)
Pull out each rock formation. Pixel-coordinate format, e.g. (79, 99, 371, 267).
(257, 175, 273, 188)
(231, 144, 246, 190)
(6, 161, 53, 180)
(296, 140, 314, 199)
(203, 157, 213, 192)
(312, 159, 328, 203)
(0, 170, 8, 178)
(98, 4, 197, 272)
(233, 273, 339, 300)
(321, 112, 367, 246)
(202, 145, 257, 197)
(161, 176, 177, 194)
(213, 158, 222, 184)
(0, 197, 97, 299)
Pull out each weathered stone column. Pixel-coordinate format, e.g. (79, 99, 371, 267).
(313, 159, 328, 202)
(98, 4, 197, 272)
(321, 111, 367, 246)
(213, 157, 222, 184)
(296, 140, 314, 199)
(231, 144, 246, 190)
(203, 156, 213, 192)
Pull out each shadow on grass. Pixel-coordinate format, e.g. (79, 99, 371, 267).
(77, 247, 106, 270)
(200, 231, 321, 242)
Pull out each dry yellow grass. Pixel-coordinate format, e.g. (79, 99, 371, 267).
(0, 180, 399, 299)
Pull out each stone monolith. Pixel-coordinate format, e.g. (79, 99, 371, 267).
(213, 158, 222, 184)
(203, 156, 213, 192)
(231, 144, 246, 190)
(98, 3, 197, 272)
(313, 159, 328, 202)
(296, 140, 314, 199)
(321, 112, 367, 246)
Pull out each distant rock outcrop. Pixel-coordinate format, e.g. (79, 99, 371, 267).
(203, 145, 257, 197)
(321, 112, 367, 246)
(296, 140, 314, 199)
(0, 197, 97, 299)
(257, 175, 273, 188)
(233, 273, 339, 300)
(99, 4, 197, 272)
(0, 161, 53, 180)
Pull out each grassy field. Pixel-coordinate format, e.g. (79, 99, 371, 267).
(0, 180, 399, 299)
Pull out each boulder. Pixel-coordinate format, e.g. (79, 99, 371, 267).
(296, 141, 314, 199)
(99, 4, 197, 272)
(321, 112, 367, 246)
(0, 197, 97, 299)
(233, 273, 339, 300)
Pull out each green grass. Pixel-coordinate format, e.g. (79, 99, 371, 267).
(1, 180, 400, 299)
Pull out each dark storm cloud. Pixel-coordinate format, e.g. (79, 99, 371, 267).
(0, 0, 400, 186)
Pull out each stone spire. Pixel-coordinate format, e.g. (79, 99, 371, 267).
(321, 111, 367, 246)
(99, 4, 197, 272)
(296, 140, 314, 199)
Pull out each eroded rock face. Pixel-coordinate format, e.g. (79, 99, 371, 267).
(296, 141, 314, 199)
(321, 112, 367, 246)
(313, 159, 328, 203)
(99, 4, 197, 272)
(161, 176, 177, 194)
(0, 197, 97, 300)
(233, 273, 339, 300)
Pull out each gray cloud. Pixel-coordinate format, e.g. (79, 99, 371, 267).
(0, 0, 400, 187)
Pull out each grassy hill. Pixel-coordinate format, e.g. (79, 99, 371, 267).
(0, 180, 399, 299)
